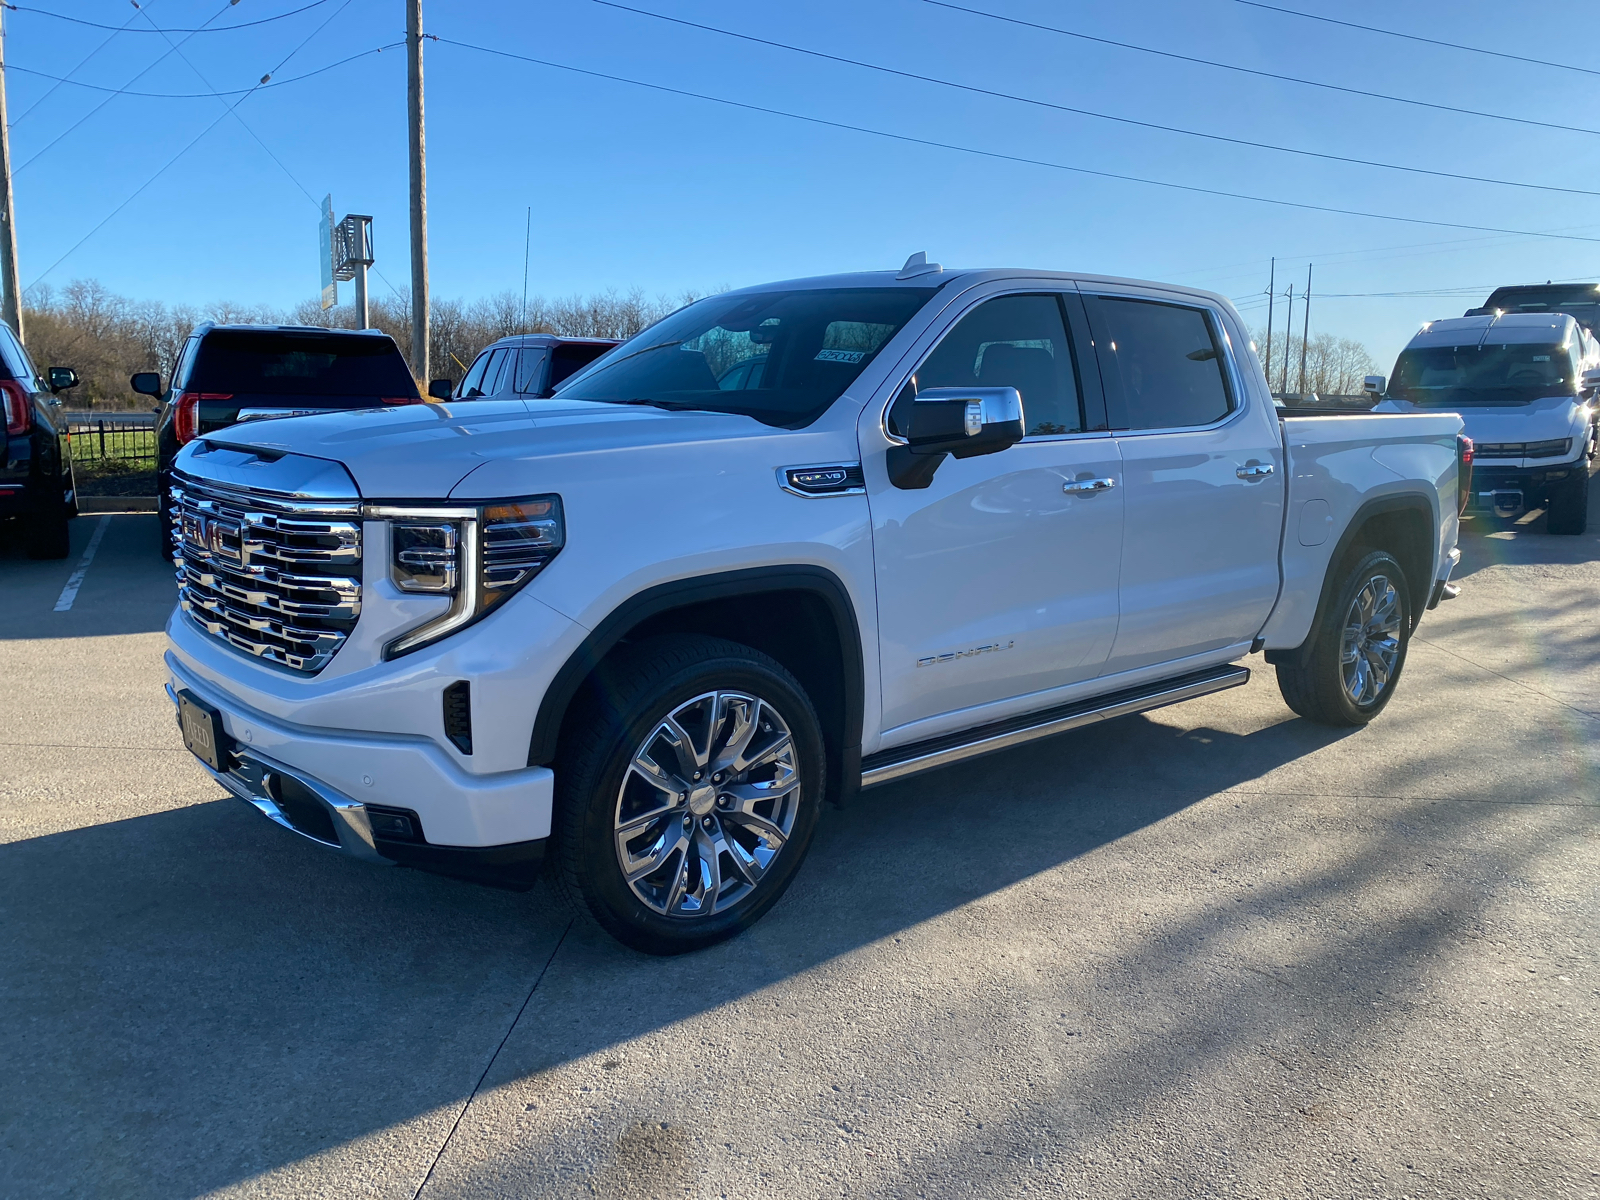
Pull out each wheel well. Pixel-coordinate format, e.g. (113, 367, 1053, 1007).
(531, 569, 863, 806)
(1265, 495, 1436, 668)
(1346, 504, 1433, 621)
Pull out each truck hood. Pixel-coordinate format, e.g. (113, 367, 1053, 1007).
(1375, 393, 1587, 447)
(193, 398, 775, 499)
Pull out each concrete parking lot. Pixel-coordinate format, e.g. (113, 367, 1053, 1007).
(2, 498, 1597, 1199)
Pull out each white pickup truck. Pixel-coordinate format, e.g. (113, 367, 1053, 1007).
(164, 257, 1467, 954)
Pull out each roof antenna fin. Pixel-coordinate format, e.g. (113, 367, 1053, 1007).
(896, 251, 943, 280)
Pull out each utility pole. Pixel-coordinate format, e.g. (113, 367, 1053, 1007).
(407, 0, 428, 382)
(1264, 257, 1275, 389)
(0, 8, 24, 340)
(1298, 263, 1313, 395)
(1280, 285, 1293, 395)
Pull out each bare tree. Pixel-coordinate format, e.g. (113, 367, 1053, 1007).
(1252, 327, 1378, 396)
(17, 278, 715, 407)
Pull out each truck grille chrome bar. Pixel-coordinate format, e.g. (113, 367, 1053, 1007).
(171, 473, 363, 673)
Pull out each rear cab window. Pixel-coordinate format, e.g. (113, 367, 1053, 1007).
(192, 331, 418, 398)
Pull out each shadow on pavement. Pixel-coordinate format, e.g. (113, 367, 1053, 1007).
(0, 698, 1359, 1198)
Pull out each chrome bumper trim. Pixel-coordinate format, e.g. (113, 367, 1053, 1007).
(168, 683, 389, 864)
(1427, 546, 1462, 611)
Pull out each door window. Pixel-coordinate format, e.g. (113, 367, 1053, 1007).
(908, 294, 1083, 436)
(456, 350, 493, 398)
(480, 349, 512, 396)
(1091, 298, 1234, 430)
(513, 347, 547, 393)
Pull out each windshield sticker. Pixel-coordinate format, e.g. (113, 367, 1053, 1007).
(815, 348, 865, 364)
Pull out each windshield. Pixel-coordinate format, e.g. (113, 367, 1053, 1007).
(554, 287, 938, 427)
(1389, 341, 1579, 406)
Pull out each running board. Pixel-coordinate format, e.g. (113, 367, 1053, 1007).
(859, 664, 1251, 789)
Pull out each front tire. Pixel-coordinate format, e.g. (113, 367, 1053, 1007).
(552, 633, 825, 955)
(1545, 462, 1589, 536)
(1275, 549, 1412, 727)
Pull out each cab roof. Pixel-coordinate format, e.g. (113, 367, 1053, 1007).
(1407, 312, 1578, 348)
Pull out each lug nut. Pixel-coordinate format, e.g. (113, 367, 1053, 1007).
(693, 771, 702, 781)
(716, 794, 730, 809)
(683, 813, 692, 827)
(713, 771, 724, 783)
(702, 816, 714, 829)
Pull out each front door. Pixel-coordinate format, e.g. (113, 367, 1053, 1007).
(868, 292, 1126, 739)
(1083, 292, 1284, 675)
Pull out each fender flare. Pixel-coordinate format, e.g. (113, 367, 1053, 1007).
(527, 565, 865, 802)
(1265, 492, 1437, 669)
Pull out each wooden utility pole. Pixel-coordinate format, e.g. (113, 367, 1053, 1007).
(406, 0, 428, 382)
(1264, 257, 1275, 388)
(0, 8, 24, 340)
(1298, 263, 1313, 395)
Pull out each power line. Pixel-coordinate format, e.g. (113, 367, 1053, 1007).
(132, 3, 327, 212)
(25, 0, 361, 288)
(5, 0, 338, 35)
(1233, 0, 1600, 79)
(12, 0, 243, 176)
(4, 45, 398, 101)
(592, 0, 1600, 198)
(8, 0, 155, 128)
(916, 0, 1600, 140)
(433, 36, 1600, 246)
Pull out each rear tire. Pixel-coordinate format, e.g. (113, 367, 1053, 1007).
(26, 488, 71, 560)
(1545, 464, 1589, 536)
(1275, 549, 1412, 727)
(551, 633, 825, 955)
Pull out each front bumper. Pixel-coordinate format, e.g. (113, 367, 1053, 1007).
(1467, 461, 1583, 513)
(166, 662, 555, 852)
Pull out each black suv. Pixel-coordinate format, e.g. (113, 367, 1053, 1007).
(432, 334, 619, 401)
(1467, 284, 1600, 334)
(0, 320, 80, 559)
(135, 324, 422, 553)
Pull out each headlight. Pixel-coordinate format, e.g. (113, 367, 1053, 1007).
(1524, 438, 1572, 459)
(373, 495, 564, 658)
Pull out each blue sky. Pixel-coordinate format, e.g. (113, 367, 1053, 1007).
(5, 0, 1599, 369)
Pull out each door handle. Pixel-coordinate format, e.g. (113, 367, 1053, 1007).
(1063, 477, 1116, 494)
(1236, 463, 1275, 480)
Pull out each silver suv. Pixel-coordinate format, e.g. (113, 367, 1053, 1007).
(439, 334, 617, 401)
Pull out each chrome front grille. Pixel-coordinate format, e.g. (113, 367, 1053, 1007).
(172, 473, 363, 673)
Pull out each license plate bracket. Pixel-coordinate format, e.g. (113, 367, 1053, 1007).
(177, 689, 231, 771)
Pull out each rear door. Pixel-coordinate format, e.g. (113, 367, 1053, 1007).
(1082, 290, 1283, 674)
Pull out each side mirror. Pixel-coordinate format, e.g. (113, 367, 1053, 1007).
(1580, 366, 1600, 394)
(48, 366, 80, 393)
(428, 378, 455, 400)
(888, 386, 1025, 489)
(130, 371, 163, 397)
(1362, 374, 1386, 399)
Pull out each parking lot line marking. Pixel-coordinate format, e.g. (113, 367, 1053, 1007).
(53, 516, 112, 612)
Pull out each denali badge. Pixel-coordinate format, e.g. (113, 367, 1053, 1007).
(917, 640, 1015, 668)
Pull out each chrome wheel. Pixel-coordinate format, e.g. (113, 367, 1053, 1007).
(614, 690, 801, 918)
(1339, 573, 1402, 707)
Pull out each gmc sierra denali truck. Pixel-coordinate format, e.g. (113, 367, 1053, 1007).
(164, 257, 1467, 954)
